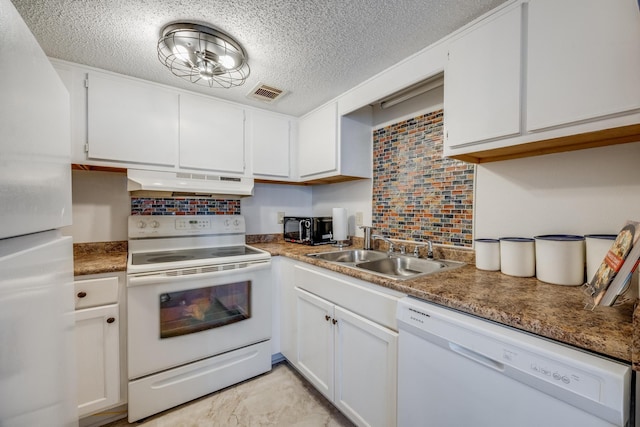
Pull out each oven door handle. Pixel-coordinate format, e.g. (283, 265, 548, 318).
(127, 260, 271, 287)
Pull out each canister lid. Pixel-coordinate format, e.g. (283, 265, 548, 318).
(534, 234, 584, 241)
(584, 234, 617, 240)
(474, 238, 499, 243)
(499, 237, 534, 242)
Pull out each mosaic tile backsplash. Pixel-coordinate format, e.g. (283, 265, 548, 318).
(372, 109, 474, 247)
(131, 198, 241, 215)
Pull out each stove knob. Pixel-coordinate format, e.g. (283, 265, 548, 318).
(224, 219, 231, 227)
(150, 220, 160, 228)
(233, 219, 240, 226)
(137, 221, 147, 229)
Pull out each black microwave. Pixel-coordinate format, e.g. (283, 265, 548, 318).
(283, 217, 334, 245)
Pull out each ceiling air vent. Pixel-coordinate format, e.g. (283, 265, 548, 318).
(247, 82, 286, 103)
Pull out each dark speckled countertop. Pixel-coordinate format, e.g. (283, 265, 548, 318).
(73, 241, 128, 276)
(72, 237, 636, 366)
(251, 240, 635, 364)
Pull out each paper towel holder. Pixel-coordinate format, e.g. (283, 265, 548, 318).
(332, 207, 350, 248)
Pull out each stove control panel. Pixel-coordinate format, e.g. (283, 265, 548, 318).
(128, 215, 245, 238)
(175, 218, 211, 230)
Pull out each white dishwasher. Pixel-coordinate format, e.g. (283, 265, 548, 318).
(397, 297, 632, 427)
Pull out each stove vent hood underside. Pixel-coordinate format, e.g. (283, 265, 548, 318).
(127, 169, 254, 198)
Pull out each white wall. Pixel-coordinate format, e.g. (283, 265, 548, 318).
(475, 142, 640, 239)
(63, 170, 129, 243)
(312, 179, 373, 238)
(241, 183, 312, 234)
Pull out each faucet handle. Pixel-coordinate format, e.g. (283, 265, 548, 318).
(412, 243, 426, 257)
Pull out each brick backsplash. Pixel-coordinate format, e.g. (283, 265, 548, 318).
(372, 109, 474, 247)
(131, 198, 241, 215)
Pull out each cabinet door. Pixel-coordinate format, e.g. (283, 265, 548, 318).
(527, 0, 640, 131)
(76, 304, 120, 417)
(298, 102, 338, 178)
(87, 73, 178, 166)
(179, 93, 245, 173)
(444, 4, 522, 148)
(334, 306, 398, 427)
(250, 111, 290, 178)
(295, 287, 334, 400)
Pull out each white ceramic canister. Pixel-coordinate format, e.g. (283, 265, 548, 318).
(584, 234, 617, 283)
(499, 237, 535, 277)
(474, 238, 501, 271)
(534, 235, 585, 286)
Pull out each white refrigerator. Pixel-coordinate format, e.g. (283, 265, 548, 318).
(0, 0, 77, 425)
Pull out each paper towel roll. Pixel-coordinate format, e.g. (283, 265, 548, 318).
(332, 208, 348, 241)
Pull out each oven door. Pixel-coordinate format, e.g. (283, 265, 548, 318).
(126, 260, 271, 380)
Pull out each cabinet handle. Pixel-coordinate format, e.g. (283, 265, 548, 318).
(325, 315, 331, 322)
(332, 319, 338, 325)
(106, 317, 116, 324)
(77, 291, 87, 298)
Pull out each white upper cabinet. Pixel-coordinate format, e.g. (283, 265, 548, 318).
(298, 101, 339, 178)
(179, 93, 245, 174)
(249, 110, 291, 179)
(526, 0, 640, 131)
(444, 3, 523, 148)
(297, 101, 372, 182)
(87, 72, 178, 166)
(443, 0, 640, 162)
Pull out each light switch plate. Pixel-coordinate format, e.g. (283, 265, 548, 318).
(355, 212, 363, 226)
(277, 212, 285, 224)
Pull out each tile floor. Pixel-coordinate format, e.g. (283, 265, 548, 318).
(104, 362, 354, 426)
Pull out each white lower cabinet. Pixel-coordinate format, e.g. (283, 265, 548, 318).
(295, 288, 398, 427)
(75, 304, 120, 417)
(286, 261, 403, 427)
(74, 273, 125, 420)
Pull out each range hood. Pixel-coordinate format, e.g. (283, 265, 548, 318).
(127, 169, 254, 197)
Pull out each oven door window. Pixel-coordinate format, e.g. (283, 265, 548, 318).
(159, 281, 251, 339)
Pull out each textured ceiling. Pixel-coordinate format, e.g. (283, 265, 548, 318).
(11, 0, 505, 117)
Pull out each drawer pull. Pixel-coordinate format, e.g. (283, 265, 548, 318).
(325, 315, 331, 322)
(77, 291, 87, 298)
(106, 317, 116, 324)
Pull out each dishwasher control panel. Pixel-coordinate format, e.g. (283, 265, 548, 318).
(500, 345, 601, 401)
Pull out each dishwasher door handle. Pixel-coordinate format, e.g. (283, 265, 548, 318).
(449, 342, 505, 372)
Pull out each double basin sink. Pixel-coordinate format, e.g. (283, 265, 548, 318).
(307, 249, 464, 281)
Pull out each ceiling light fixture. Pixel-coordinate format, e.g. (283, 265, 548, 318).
(157, 22, 250, 89)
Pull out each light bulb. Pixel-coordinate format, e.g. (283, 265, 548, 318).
(197, 60, 214, 80)
(172, 45, 192, 65)
(218, 55, 236, 69)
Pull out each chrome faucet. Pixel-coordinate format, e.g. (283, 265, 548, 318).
(371, 234, 395, 254)
(425, 240, 434, 259)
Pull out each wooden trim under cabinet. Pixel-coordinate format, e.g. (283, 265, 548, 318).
(448, 124, 640, 164)
(72, 164, 127, 173)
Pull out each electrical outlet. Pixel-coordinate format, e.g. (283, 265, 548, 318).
(277, 212, 285, 224)
(355, 212, 363, 227)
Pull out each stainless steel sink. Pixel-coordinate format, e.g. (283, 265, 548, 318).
(356, 257, 447, 277)
(307, 249, 388, 263)
(306, 249, 465, 280)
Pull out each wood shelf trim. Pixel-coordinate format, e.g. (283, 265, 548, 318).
(72, 164, 127, 173)
(448, 124, 640, 164)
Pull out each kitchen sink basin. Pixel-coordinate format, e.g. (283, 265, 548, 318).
(356, 257, 449, 277)
(307, 249, 388, 263)
(306, 249, 464, 280)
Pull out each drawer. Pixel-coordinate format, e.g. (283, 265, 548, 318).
(74, 276, 119, 309)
